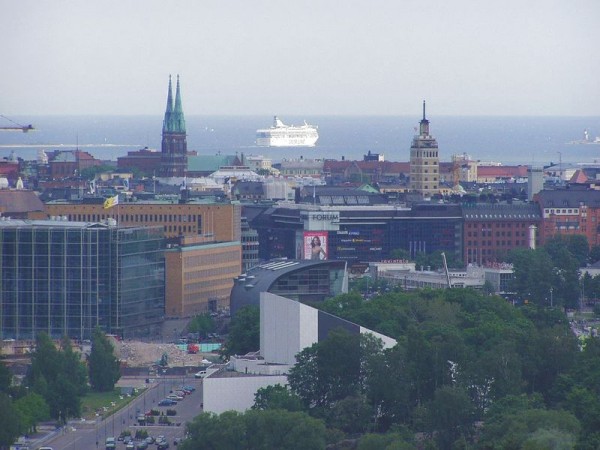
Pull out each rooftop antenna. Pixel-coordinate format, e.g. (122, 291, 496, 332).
(422, 100, 426, 120)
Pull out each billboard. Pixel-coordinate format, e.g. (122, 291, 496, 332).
(303, 231, 328, 260)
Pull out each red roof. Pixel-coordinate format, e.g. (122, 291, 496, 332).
(477, 165, 528, 178)
(569, 170, 589, 184)
(0, 190, 45, 213)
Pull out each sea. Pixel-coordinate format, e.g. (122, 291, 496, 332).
(1, 115, 600, 166)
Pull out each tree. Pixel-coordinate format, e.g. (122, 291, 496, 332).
(187, 313, 215, 338)
(222, 305, 259, 357)
(181, 409, 327, 450)
(0, 393, 20, 450)
(244, 409, 327, 450)
(327, 395, 373, 434)
(590, 245, 600, 264)
(422, 385, 475, 449)
(88, 328, 121, 392)
(508, 248, 554, 305)
(79, 164, 115, 180)
(0, 360, 11, 394)
(288, 328, 366, 410)
(478, 407, 580, 449)
(26, 333, 87, 422)
(14, 392, 50, 434)
(181, 411, 246, 450)
(252, 384, 303, 412)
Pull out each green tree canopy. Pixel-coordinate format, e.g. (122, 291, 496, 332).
(14, 392, 50, 434)
(186, 313, 216, 338)
(222, 305, 259, 357)
(88, 328, 121, 392)
(0, 393, 20, 449)
(252, 384, 303, 412)
(0, 360, 11, 394)
(26, 333, 87, 422)
(180, 409, 326, 450)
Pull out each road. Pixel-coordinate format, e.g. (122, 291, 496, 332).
(40, 377, 204, 450)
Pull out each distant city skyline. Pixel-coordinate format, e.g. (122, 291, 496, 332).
(1, 0, 599, 117)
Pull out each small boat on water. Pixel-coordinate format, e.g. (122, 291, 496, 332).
(567, 129, 600, 145)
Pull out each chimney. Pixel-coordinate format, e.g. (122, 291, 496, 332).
(528, 225, 537, 250)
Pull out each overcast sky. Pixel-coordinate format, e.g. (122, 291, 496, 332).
(1, 0, 599, 116)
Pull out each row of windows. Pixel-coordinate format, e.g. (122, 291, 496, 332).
(467, 231, 529, 237)
(183, 264, 240, 281)
(466, 222, 534, 228)
(544, 208, 579, 215)
(466, 240, 529, 247)
(184, 250, 241, 269)
(184, 278, 234, 292)
(71, 213, 201, 224)
(466, 248, 496, 255)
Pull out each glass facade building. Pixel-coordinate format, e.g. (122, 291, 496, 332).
(0, 220, 165, 340)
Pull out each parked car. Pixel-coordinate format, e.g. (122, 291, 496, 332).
(194, 371, 207, 378)
(158, 399, 177, 406)
(182, 385, 196, 392)
(167, 394, 184, 401)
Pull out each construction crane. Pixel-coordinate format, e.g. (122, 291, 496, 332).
(0, 115, 34, 132)
(441, 252, 452, 288)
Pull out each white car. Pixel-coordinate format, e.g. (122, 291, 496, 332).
(167, 394, 184, 401)
(194, 370, 207, 378)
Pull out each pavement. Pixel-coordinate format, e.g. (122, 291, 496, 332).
(26, 376, 204, 450)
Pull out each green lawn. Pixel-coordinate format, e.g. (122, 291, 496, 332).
(81, 388, 145, 420)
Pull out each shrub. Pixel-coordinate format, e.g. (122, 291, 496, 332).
(166, 409, 177, 416)
(135, 429, 149, 439)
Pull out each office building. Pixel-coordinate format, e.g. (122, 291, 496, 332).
(165, 236, 241, 317)
(0, 219, 165, 340)
(230, 259, 348, 316)
(45, 198, 241, 243)
(462, 203, 542, 265)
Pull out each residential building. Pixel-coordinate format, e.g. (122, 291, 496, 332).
(536, 188, 600, 246)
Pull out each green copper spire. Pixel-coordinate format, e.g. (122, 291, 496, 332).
(162, 75, 174, 133)
(172, 75, 186, 133)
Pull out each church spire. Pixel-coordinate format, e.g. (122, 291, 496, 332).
(172, 75, 186, 133)
(162, 75, 174, 133)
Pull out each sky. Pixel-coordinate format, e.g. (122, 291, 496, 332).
(1, 0, 599, 117)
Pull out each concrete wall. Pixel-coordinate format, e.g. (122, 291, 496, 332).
(260, 292, 318, 365)
(203, 375, 288, 414)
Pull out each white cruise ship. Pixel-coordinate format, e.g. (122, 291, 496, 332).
(256, 116, 319, 147)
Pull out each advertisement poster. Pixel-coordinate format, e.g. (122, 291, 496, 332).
(303, 231, 328, 260)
